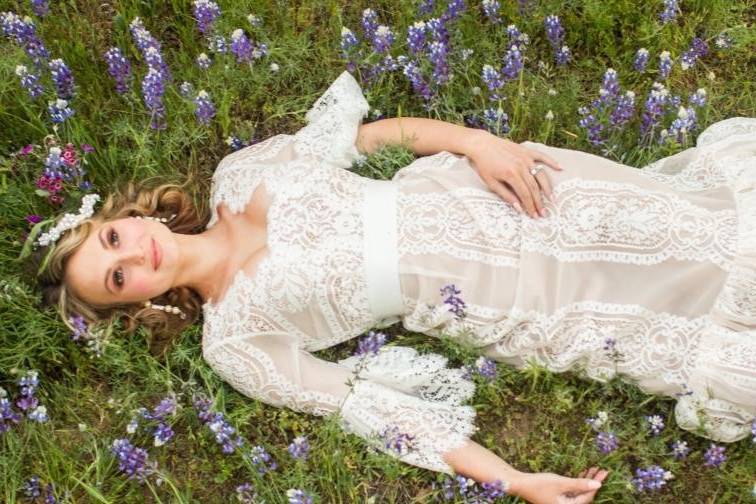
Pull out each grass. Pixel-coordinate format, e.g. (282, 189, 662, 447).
(1, 0, 755, 502)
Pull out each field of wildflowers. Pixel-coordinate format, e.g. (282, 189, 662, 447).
(1, 0, 755, 502)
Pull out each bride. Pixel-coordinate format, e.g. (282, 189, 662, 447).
(30, 70, 754, 503)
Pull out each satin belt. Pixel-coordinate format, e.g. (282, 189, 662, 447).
(362, 178, 404, 324)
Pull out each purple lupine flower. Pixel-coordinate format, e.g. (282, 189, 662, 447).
(402, 58, 432, 101)
(193, 394, 245, 454)
(506, 25, 529, 50)
(475, 356, 497, 381)
(481, 64, 503, 100)
(1, 396, 24, 433)
(703, 443, 726, 467)
(225, 135, 246, 151)
(129, 18, 171, 81)
(153, 422, 174, 447)
(196, 52, 212, 69)
(49, 59, 74, 99)
(501, 45, 524, 82)
(354, 330, 387, 357)
(634, 48, 649, 72)
(631, 465, 673, 492)
(43, 482, 57, 504)
(658, 51, 672, 79)
(230, 29, 253, 63)
(15, 65, 43, 99)
(442, 0, 467, 23)
(483, 107, 510, 136)
(103, 47, 132, 94)
(248, 445, 278, 474)
(428, 39, 451, 85)
(44, 146, 63, 174)
(440, 284, 467, 319)
(252, 41, 268, 60)
(23, 476, 42, 499)
(0, 12, 50, 63)
(406, 21, 426, 55)
(482, 0, 502, 24)
(418, 0, 435, 16)
(438, 475, 508, 501)
(595, 431, 618, 453)
(208, 34, 227, 53)
(179, 81, 194, 98)
(31, 0, 50, 17)
(371, 25, 394, 54)
(555, 45, 571, 66)
(361, 8, 378, 40)
(544, 15, 570, 65)
(660, 0, 678, 25)
(287, 435, 310, 460)
(610, 90, 636, 128)
(380, 425, 416, 455)
(586, 411, 609, 430)
(69, 314, 88, 341)
(640, 82, 670, 138)
(141, 68, 166, 130)
(236, 482, 258, 503)
(150, 396, 177, 420)
(426, 17, 449, 45)
(645, 414, 665, 436)
(340, 26, 358, 54)
(714, 32, 733, 49)
(194, 90, 216, 125)
(192, 0, 221, 35)
(680, 37, 708, 70)
(28, 405, 48, 422)
(670, 440, 690, 459)
(689, 88, 706, 107)
(110, 438, 156, 483)
(286, 489, 314, 504)
(47, 99, 74, 123)
(666, 106, 697, 144)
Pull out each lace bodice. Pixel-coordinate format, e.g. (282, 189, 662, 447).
(201, 71, 479, 476)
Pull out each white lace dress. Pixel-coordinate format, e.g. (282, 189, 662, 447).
(200, 71, 756, 476)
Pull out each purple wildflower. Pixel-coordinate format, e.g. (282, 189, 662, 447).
(248, 445, 278, 475)
(659, 51, 673, 79)
(632, 465, 673, 492)
(150, 396, 177, 420)
(586, 411, 609, 430)
(439, 475, 508, 501)
(1, 396, 24, 433)
(31, 1, 50, 17)
(401, 58, 432, 101)
(225, 135, 246, 151)
(442, 0, 467, 23)
(25, 214, 43, 224)
(660, 0, 678, 25)
(703, 444, 726, 467)
(153, 422, 174, 447)
(371, 25, 394, 54)
(110, 438, 156, 483)
(355, 330, 387, 357)
(426, 17, 449, 45)
(640, 82, 670, 138)
(47, 99, 74, 123)
(428, 39, 450, 85)
(129, 18, 171, 81)
(645, 414, 665, 436)
(236, 483, 258, 503)
(286, 489, 314, 504)
(28, 405, 48, 422)
(670, 440, 690, 459)
(595, 431, 618, 453)
(544, 15, 570, 65)
(440, 284, 466, 319)
(380, 425, 416, 455)
(179, 81, 194, 98)
(555, 45, 571, 65)
(103, 47, 132, 94)
(15, 65, 43, 99)
(680, 37, 708, 70)
(192, 0, 221, 35)
(666, 106, 697, 144)
(475, 356, 497, 381)
(194, 90, 216, 125)
(689, 88, 706, 107)
(406, 21, 426, 55)
(361, 8, 378, 40)
(481, 64, 503, 100)
(287, 435, 310, 461)
(141, 68, 166, 130)
(193, 394, 245, 454)
(483, 107, 510, 136)
(49, 59, 74, 99)
(230, 29, 253, 63)
(418, 0, 435, 16)
(0, 12, 50, 63)
(69, 314, 88, 341)
(208, 34, 227, 53)
(501, 45, 524, 82)
(482, 0, 502, 24)
(340, 26, 358, 55)
(714, 32, 733, 49)
(610, 91, 636, 128)
(247, 14, 262, 28)
(23, 476, 42, 499)
(634, 48, 649, 72)
(196, 52, 211, 70)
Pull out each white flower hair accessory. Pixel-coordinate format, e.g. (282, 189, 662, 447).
(36, 193, 101, 247)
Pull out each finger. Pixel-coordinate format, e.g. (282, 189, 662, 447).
(577, 469, 588, 478)
(586, 467, 599, 479)
(531, 150, 564, 171)
(568, 478, 602, 494)
(534, 168, 555, 205)
(486, 178, 521, 213)
(502, 170, 537, 218)
(521, 161, 546, 218)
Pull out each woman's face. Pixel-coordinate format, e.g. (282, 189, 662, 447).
(65, 217, 179, 307)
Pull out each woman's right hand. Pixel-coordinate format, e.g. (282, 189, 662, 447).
(513, 467, 610, 504)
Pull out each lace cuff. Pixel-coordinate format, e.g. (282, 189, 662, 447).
(337, 346, 478, 475)
(294, 71, 370, 169)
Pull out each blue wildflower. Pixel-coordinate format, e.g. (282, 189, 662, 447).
(355, 330, 387, 357)
(670, 440, 690, 459)
(192, 0, 221, 35)
(286, 489, 314, 504)
(634, 48, 649, 72)
(248, 445, 278, 474)
(49, 58, 74, 99)
(632, 465, 673, 492)
(287, 435, 310, 461)
(703, 444, 726, 467)
(196, 52, 212, 70)
(482, 0, 502, 24)
(595, 431, 618, 453)
(194, 90, 216, 125)
(103, 47, 132, 94)
(440, 284, 467, 319)
(15, 65, 43, 99)
(660, 0, 678, 25)
(110, 438, 156, 483)
(645, 414, 665, 436)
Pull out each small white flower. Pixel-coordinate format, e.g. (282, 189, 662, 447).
(78, 423, 87, 431)
(231, 28, 244, 41)
(197, 89, 209, 99)
(545, 110, 554, 120)
(197, 52, 210, 62)
(269, 62, 279, 72)
(15, 65, 27, 76)
(663, 470, 674, 481)
(413, 20, 426, 29)
(599, 88, 609, 97)
(55, 99, 68, 108)
(625, 90, 635, 99)
(341, 26, 353, 36)
(707, 71, 716, 81)
(637, 48, 649, 56)
(461, 48, 474, 60)
(677, 106, 688, 119)
(660, 129, 669, 138)
(471, 86, 481, 96)
(548, 88, 557, 96)
(247, 14, 261, 26)
(696, 88, 707, 96)
(49, 146, 61, 156)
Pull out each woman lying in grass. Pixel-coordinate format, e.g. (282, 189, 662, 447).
(27, 71, 754, 503)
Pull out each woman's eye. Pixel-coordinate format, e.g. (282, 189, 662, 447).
(109, 229, 119, 246)
(113, 269, 124, 288)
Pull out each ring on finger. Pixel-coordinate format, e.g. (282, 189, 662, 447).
(529, 164, 546, 177)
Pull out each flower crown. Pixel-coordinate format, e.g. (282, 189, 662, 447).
(35, 193, 101, 247)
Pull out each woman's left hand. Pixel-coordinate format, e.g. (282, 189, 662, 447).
(515, 467, 610, 504)
(466, 131, 563, 219)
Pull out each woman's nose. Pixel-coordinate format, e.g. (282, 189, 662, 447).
(121, 244, 146, 265)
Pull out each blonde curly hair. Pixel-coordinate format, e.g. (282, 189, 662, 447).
(27, 178, 210, 358)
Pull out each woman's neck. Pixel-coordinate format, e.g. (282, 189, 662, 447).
(172, 222, 233, 303)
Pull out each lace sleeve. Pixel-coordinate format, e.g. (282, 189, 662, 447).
(202, 333, 479, 475)
(293, 70, 370, 169)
